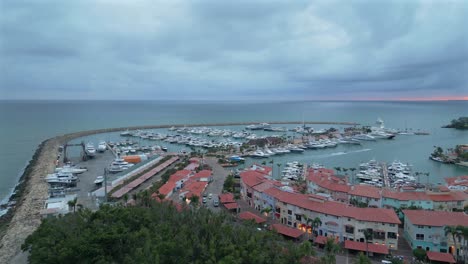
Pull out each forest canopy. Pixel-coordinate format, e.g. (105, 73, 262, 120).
(22, 202, 314, 264)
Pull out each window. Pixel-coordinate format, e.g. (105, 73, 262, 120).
(287, 221, 292, 226)
(296, 214, 302, 221)
(275, 207, 280, 213)
(417, 225, 424, 229)
(389, 224, 395, 227)
(345, 225, 354, 234)
(416, 234, 424, 240)
(288, 210, 292, 215)
(387, 232, 397, 239)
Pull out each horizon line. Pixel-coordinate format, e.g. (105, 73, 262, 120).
(1, 98, 467, 102)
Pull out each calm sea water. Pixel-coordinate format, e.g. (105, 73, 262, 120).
(0, 100, 467, 205)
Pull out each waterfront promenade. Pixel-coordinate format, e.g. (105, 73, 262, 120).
(0, 120, 358, 263)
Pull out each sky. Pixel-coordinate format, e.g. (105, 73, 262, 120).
(0, 0, 467, 101)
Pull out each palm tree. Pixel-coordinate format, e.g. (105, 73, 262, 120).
(304, 215, 313, 241)
(363, 229, 373, 257)
(261, 161, 267, 165)
(334, 167, 341, 173)
(261, 207, 272, 220)
(353, 252, 371, 264)
(349, 167, 357, 184)
(123, 193, 129, 205)
(321, 237, 340, 264)
(312, 217, 322, 239)
(67, 197, 78, 213)
(190, 195, 200, 207)
(445, 226, 459, 261)
(457, 225, 468, 263)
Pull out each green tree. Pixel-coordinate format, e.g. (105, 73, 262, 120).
(67, 197, 78, 213)
(22, 203, 315, 264)
(321, 237, 340, 264)
(444, 226, 459, 260)
(353, 252, 371, 264)
(312, 217, 322, 239)
(190, 195, 200, 206)
(413, 248, 426, 261)
(363, 229, 373, 257)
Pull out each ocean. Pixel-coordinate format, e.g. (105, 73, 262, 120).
(0, 100, 467, 206)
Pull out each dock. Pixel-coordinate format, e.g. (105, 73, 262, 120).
(381, 162, 390, 188)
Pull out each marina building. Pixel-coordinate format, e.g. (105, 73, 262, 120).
(403, 210, 468, 259)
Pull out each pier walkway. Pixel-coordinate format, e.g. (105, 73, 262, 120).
(381, 162, 390, 187)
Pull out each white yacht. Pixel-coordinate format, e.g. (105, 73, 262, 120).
(97, 141, 107, 152)
(94, 176, 104, 185)
(46, 172, 78, 185)
(353, 134, 376, 141)
(55, 165, 87, 174)
(85, 142, 96, 157)
(251, 150, 268, 158)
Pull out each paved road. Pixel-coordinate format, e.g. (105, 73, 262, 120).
(201, 157, 230, 212)
(69, 150, 115, 209)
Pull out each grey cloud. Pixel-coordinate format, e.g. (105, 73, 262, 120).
(0, 0, 467, 100)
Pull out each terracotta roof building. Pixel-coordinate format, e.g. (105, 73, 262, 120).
(403, 210, 468, 254)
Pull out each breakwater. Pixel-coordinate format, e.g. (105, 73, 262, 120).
(0, 120, 358, 262)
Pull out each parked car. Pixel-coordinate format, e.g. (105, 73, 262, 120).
(213, 199, 219, 207)
(208, 193, 213, 199)
(202, 197, 207, 203)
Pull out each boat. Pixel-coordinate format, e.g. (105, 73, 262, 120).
(97, 141, 107, 152)
(287, 145, 305, 153)
(229, 155, 245, 162)
(120, 130, 131, 136)
(94, 176, 104, 185)
(85, 142, 96, 157)
(46, 172, 78, 186)
(353, 134, 376, 141)
(55, 165, 87, 174)
(251, 150, 268, 158)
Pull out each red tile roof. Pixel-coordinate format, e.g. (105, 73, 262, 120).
(428, 192, 467, 202)
(382, 189, 430, 201)
(240, 170, 266, 188)
(349, 185, 381, 199)
(219, 193, 235, 204)
(315, 235, 340, 245)
(223, 202, 239, 210)
(271, 224, 305, 238)
(250, 164, 272, 175)
(238, 211, 266, 224)
(344, 240, 389, 255)
(426, 251, 456, 263)
(191, 170, 212, 179)
(403, 210, 468, 227)
(307, 169, 350, 193)
(181, 181, 207, 199)
(445, 175, 468, 187)
(158, 181, 176, 196)
(264, 187, 400, 224)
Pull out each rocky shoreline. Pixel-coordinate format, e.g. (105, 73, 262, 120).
(0, 121, 359, 263)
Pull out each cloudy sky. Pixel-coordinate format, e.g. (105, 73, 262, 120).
(1, 0, 467, 100)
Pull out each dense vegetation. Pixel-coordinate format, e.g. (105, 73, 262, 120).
(443, 117, 468, 129)
(22, 202, 314, 264)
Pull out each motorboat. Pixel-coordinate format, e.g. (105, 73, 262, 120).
(55, 165, 87, 174)
(287, 145, 305, 153)
(46, 172, 78, 185)
(353, 134, 376, 141)
(97, 141, 107, 152)
(94, 176, 104, 185)
(85, 142, 96, 157)
(251, 150, 268, 158)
